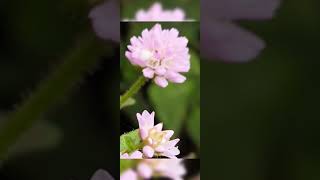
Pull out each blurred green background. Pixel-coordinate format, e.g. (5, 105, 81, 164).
(202, 0, 320, 179)
(120, 22, 200, 158)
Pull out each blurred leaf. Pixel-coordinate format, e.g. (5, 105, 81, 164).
(7, 120, 62, 158)
(187, 106, 200, 148)
(149, 81, 194, 135)
(120, 160, 137, 173)
(120, 97, 136, 109)
(120, 129, 143, 153)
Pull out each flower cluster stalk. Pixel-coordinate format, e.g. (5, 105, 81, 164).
(120, 76, 147, 110)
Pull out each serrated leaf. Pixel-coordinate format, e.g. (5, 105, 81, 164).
(120, 129, 143, 153)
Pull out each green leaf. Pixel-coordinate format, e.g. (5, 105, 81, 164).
(187, 106, 200, 148)
(148, 81, 194, 135)
(120, 97, 136, 109)
(120, 160, 138, 173)
(148, 51, 200, 135)
(120, 129, 143, 153)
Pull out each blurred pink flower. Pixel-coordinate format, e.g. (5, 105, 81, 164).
(137, 159, 186, 180)
(202, 0, 281, 62)
(120, 150, 143, 159)
(126, 24, 190, 88)
(89, 0, 119, 42)
(91, 169, 114, 180)
(128, 2, 186, 21)
(137, 110, 180, 158)
(120, 169, 137, 180)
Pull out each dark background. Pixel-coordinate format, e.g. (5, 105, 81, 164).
(202, 0, 320, 179)
(0, 0, 119, 179)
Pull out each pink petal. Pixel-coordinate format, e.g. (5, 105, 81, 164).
(161, 147, 180, 158)
(163, 130, 174, 139)
(155, 67, 167, 76)
(137, 163, 153, 178)
(201, 20, 265, 63)
(154, 123, 163, 131)
(155, 145, 165, 152)
(143, 68, 155, 79)
(164, 139, 180, 149)
(120, 153, 129, 159)
(130, 151, 143, 159)
(154, 76, 169, 88)
(143, 146, 155, 158)
(165, 71, 186, 83)
(140, 128, 149, 140)
(120, 169, 137, 180)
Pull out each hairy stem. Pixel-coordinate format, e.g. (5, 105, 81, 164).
(120, 76, 147, 109)
(0, 33, 107, 160)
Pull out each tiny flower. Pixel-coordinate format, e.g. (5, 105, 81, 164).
(120, 169, 138, 180)
(128, 2, 186, 22)
(126, 24, 190, 88)
(136, 110, 180, 158)
(120, 150, 143, 159)
(137, 159, 186, 180)
(91, 169, 114, 180)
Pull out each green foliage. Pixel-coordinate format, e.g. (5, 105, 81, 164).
(120, 129, 143, 153)
(120, 97, 136, 109)
(187, 107, 200, 148)
(120, 160, 138, 173)
(148, 51, 200, 138)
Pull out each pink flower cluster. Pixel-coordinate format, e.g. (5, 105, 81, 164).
(120, 151, 142, 159)
(125, 24, 190, 88)
(120, 159, 186, 180)
(130, 2, 186, 22)
(120, 110, 180, 159)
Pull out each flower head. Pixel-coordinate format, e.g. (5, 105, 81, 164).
(130, 2, 186, 21)
(137, 159, 186, 180)
(126, 24, 190, 88)
(120, 150, 143, 159)
(136, 110, 180, 158)
(120, 169, 137, 180)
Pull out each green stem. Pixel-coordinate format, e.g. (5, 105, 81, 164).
(120, 76, 147, 109)
(0, 33, 106, 160)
